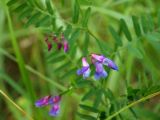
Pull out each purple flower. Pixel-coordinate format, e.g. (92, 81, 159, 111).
(53, 35, 63, 51)
(35, 95, 61, 116)
(49, 96, 61, 104)
(47, 43, 52, 51)
(61, 34, 69, 52)
(45, 38, 52, 51)
(103, 58, 118, 70)
(91, 54, 104, 62)
(57, 42, 63, 50)
(77, 57, 91, 79)
(91, 54, 118, 70)
(94, 62, 108, 80)
(45, 34, 69, 52)
(49, 104, 60, 116)
(35, 96, 51, 107)
(63, 40, 69, 52)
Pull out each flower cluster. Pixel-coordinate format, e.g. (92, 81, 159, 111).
(45, 34, 69, 52)
(77, 54, 118, 80)
(35, 95, 61, 116)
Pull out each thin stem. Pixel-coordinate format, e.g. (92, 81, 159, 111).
(87, 29, 99, 40)
(60, 86, 74, 96)
(0, 90, 34, 120)
(5, 2, 36, 101)
(87, 29, 106, 55)
(0, 48, 66, 91)
(26, 65, 66, 91)
(0, 49, 80, 99)
(106, 91, 160, 120)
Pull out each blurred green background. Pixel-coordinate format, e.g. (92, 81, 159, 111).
(0, 0, 160, 120)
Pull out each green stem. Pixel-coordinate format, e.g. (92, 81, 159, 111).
(26, 66, 66, 91)
(106, 91, 160, 120)
(0, 49, 81, 99)
(5, 3, 36, 101)
(126, 54, 134, 86)
(0, 90, 34, 120)
(60, 86, 74, 96)
(0, 48, 66, 91)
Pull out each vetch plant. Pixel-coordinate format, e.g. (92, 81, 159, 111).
(3, 0, 160, 120)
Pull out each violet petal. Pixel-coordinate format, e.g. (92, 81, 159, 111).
(49, 104, 60, 116)
(94, 62, 108, 80)
(103, 58, 118, 70)
(35, 96, 51, 107)
(49, 96, 61, 104)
